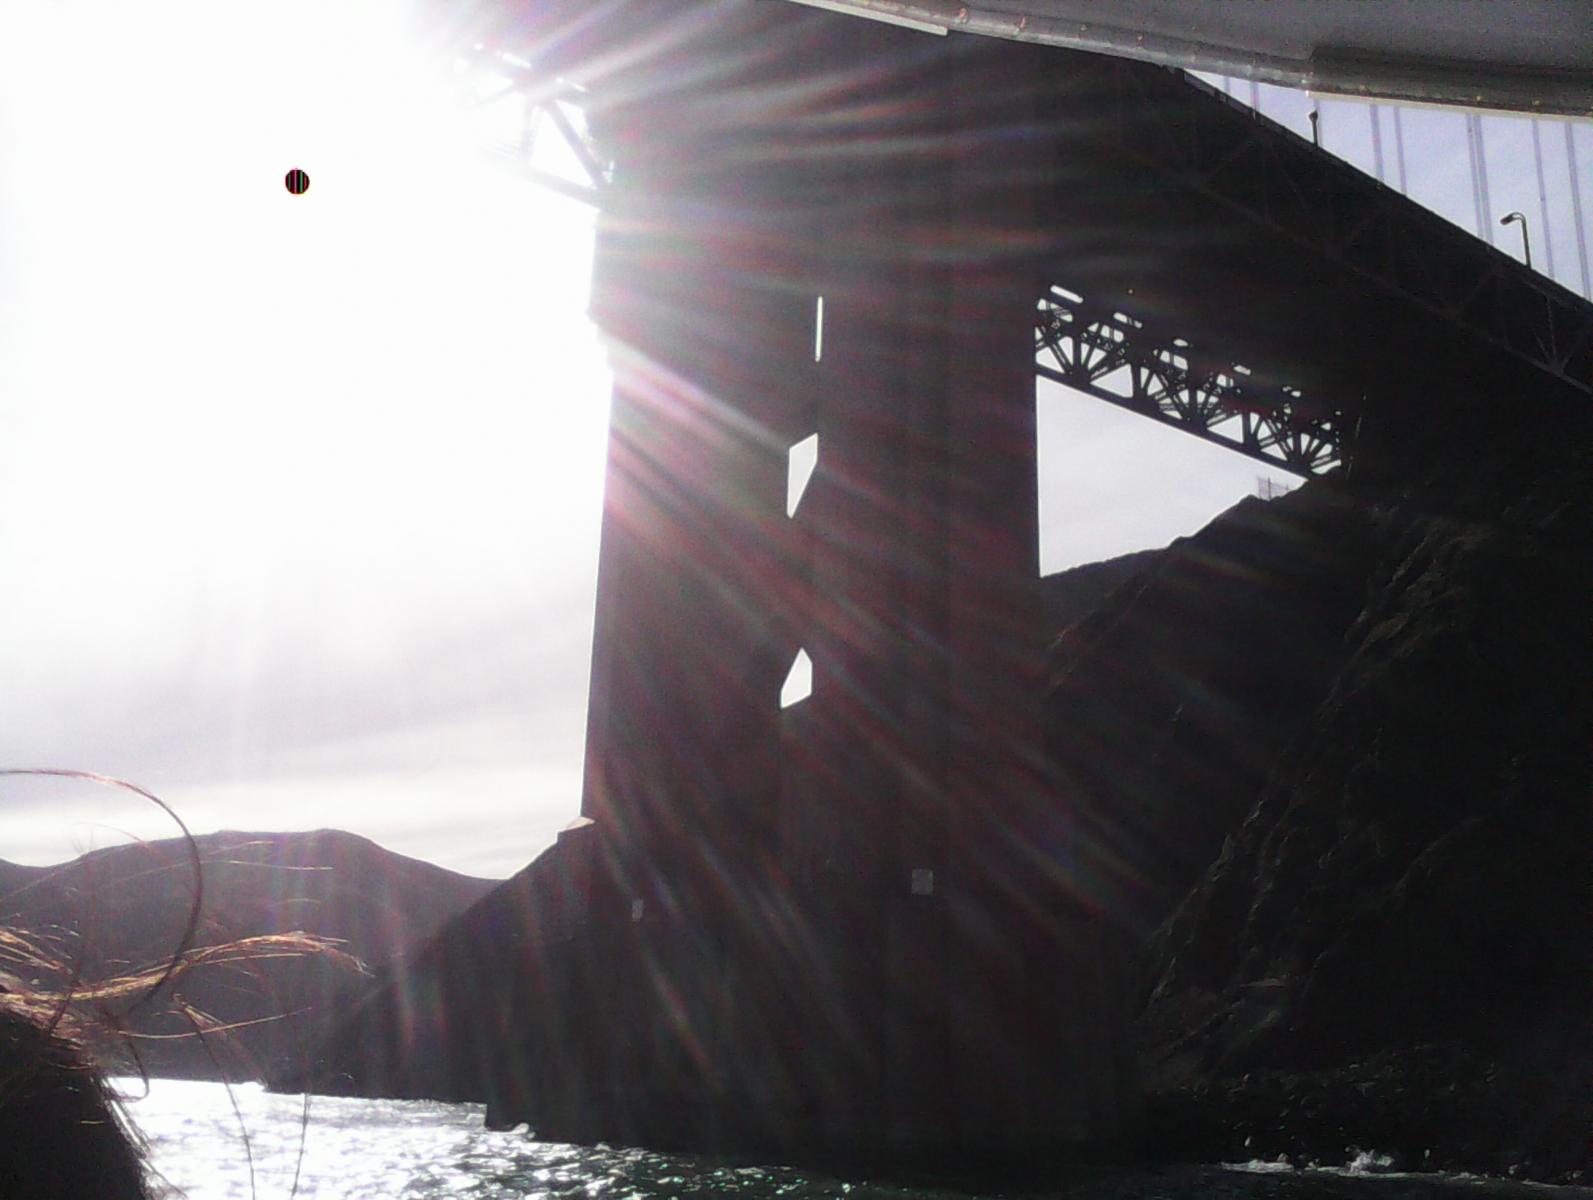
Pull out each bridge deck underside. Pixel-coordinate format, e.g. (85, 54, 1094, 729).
(1017, 52, 1591, 469)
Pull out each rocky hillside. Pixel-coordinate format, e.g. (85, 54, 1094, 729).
(0, 830, 495, 1080)
(1045, 490, 1378, 936)
(264, 817, 594, 1113)
(263, 556, 1173, 1114)
(1040, 547, 1160, 633)
(1046, 426, 1591, 1180)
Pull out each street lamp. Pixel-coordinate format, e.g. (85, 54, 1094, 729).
(1500, 211, 1533, 270)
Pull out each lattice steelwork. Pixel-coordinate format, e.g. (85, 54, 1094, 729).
(1035, 284, 1342, 476)
(462, 45, 612, 206)
(1067, 62, 1593, 401)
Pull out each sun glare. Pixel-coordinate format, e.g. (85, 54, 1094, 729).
(0, 1, 612, 874)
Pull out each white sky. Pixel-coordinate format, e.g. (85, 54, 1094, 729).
(0, 0, 610, 877)
(0, 3, 1580, 879)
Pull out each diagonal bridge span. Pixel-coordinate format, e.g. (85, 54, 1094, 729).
(480, 3, 1591, 476)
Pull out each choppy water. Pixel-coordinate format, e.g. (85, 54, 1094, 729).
(117, 1078, 1589, 1200)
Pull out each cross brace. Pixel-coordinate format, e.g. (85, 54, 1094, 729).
(1035, 284, 1342, 476)
(1060, 59, 1593, 399)
(465, 45, 612, 206)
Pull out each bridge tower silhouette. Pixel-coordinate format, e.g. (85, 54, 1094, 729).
(475, 0, 1593, 1158)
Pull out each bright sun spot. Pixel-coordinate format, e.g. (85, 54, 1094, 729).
(0, 0, 1316, 875)
(0, 1, 612, 875)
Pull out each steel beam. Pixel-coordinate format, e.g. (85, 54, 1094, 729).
(464, 45, 612, 206)
(1035, 286, 1341, 476)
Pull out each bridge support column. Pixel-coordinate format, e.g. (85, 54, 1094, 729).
(555, 5, 1139, 1159)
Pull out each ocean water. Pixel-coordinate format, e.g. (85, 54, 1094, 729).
(116, 1078, 1589, 1200)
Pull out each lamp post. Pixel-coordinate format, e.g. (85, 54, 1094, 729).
(1500, 211, 1533, 270)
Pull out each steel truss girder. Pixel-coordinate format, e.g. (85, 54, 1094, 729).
(1058, 59, 1593, 400)
(464, 45, 611, 206)
(1035, 284, 1341, 476)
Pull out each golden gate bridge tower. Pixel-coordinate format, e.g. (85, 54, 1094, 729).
(418, 0, 1592, 1160)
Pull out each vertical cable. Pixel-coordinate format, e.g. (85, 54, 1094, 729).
(1369, 104, 1386, 182)
(1473, 115, 1494, 238)
(1531, 119, 1557, 281)
(1466, 113, 1492, 243)
(1566, 122, 1591, 298)
(1567, 122, 1593, 298)
(1392, 107, 1409, 193)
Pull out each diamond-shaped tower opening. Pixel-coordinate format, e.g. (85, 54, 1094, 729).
(786, 434, 818, 518)
(779, 647, 813, 708)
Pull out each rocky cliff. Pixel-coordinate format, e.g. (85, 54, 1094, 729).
(1045, 490, 1379, 937)
(1052, 430, 1591, 1180)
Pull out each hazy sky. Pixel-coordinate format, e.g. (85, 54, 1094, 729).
(0, 0, 611, 876)
(0, 2, 1584, 879)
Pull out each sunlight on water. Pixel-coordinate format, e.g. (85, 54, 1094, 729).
(117, 1079, 1590, 1200)
(117, 1079, 965, 1200)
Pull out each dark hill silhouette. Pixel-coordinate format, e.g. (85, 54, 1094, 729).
(1135, 447, 1593, 1180)
(0, 829, 495, 1080)
(265, 817, 594, 1109)
(1040, 547, 1159, 632)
